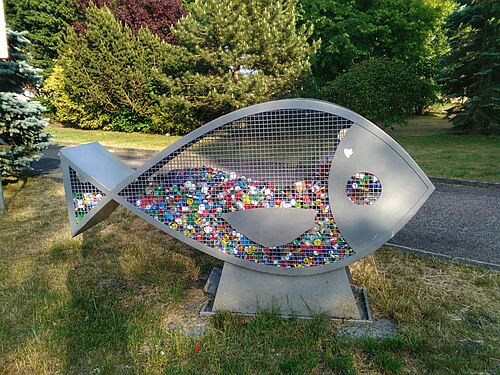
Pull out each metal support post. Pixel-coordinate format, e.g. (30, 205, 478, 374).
(0, 176, 4, 213)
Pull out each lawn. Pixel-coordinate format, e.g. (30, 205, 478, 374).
(1, 177, 498, 374)
(47, 115, 500, 182)
(386, 116, 500, 182)
(46, 124, 181, 151)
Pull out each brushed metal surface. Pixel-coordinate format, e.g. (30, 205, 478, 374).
(60, 143, 133, 237)
(213, 263, 361, 318)
(222, 208, 317, 247)
(329, 124, 435, 255)
(61, 142, 133, 191)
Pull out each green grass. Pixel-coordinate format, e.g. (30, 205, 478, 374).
(386, 116, 500, 182)
(47, 115, 499, 182)
(1, 177, 499, 374)
(47, 124, 181, 151)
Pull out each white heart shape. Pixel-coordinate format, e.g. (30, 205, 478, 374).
(344, 148, 353, 159)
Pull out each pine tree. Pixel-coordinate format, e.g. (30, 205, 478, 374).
(438, 0, 499, 134)
(167, 0, 318, 123)
(0, 29, 50, 178)
(57, 4, 174, 131)
(5, 0, 78, 71)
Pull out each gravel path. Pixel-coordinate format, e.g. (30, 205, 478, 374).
(387, 181, 499, 269)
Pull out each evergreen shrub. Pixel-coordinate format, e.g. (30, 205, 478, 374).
(323, 58, 436, 128)
(0, 30, 50, 177)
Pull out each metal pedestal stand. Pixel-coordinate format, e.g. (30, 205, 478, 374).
(201, 263, 371, 322)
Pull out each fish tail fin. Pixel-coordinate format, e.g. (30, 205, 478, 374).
(60, 143, 134, 237)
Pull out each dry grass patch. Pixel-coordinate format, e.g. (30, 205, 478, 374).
(0, 177, 498, 374)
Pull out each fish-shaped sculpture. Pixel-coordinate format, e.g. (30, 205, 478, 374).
(61, 99, 434, 276)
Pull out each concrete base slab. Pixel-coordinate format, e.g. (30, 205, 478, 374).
(204, 263, 370, 320)
(337, 318, 398, 339)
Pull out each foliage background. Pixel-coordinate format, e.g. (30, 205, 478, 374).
(438, 0, 499, 134)
(5, 0, 78, 72)
(3, 0, 498, 134)
(298, 0, 454, 84)
(73, 0, 187, 43)
(48, 0, 317, 134)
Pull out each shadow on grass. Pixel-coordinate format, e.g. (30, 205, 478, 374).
(0, 269, 60, 372)
(1, 176, 27, 204)
(62, 230, 134, 374)
(59, 211, 217, 374)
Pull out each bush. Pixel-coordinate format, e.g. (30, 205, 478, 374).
(150, 96, 198, 135)
(51, 0, 319, 134)
(43, 65, 115, 130)
(43, 65, 86, 125)
(74, 0, 187, 43)
(109, 108, 152, 133)
(322, 58, 436, 128)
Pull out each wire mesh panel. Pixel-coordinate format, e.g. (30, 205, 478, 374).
(118, 109, 357, 268)
(346, 172, 382, 206)
(69, 167, 105, 223)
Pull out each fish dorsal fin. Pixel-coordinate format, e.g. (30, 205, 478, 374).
(222, 208, 317, 248)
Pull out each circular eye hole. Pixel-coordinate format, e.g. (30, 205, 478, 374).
(346, 172, 382, 206)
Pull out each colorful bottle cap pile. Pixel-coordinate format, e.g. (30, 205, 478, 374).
(73, 192, 104, 222)
(124, 166, 355, 268)
(69, 167, 105, 223)
(346, 172, 382, 206)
